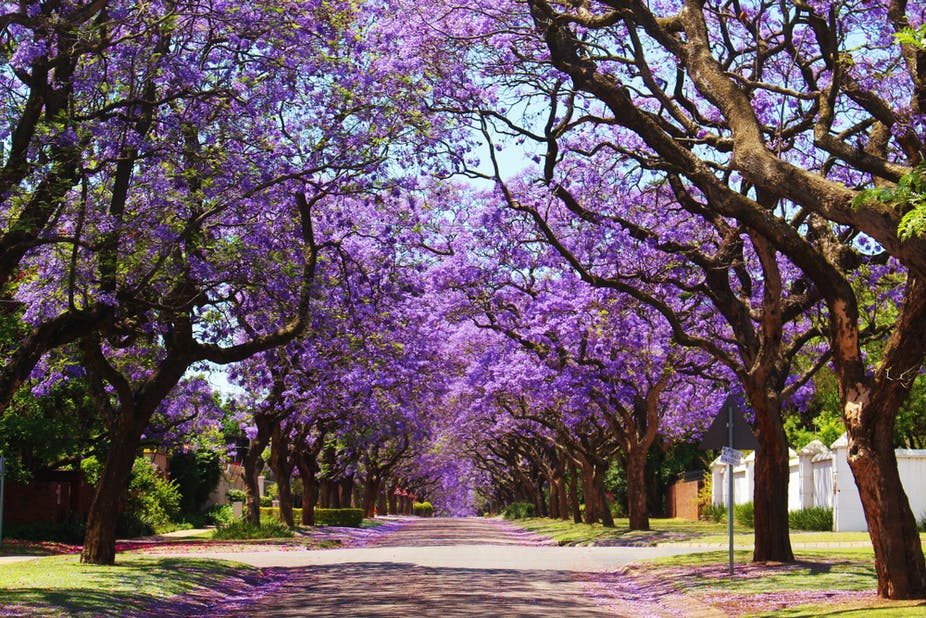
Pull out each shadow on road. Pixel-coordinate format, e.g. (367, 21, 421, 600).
(368, 517, 553, 547)
(214, 562, 617, 617)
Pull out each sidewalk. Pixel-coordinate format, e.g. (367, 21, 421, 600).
(662, 541, 874, 549)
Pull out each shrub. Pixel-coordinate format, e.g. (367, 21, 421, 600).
(212, 518, 293, 540)
(169, 449, 222, 518)
(5, 515, 86, 544)
(502, 502, 535, 520)
(734, 502, 755, 528)
(193, 504, 235, 528)
(700, 503, 726, 523)
(257, 506, 364, 527)
(227, 489, 246, 503)
(260, 495, 272, 507)
(413, 501, 434, 517)
(119, 457, 182, 537)
(789, 507, 833, 531)
(260, 506, 304, 523)
(697, 471, 715, 516)
(314, 508, 364, 527)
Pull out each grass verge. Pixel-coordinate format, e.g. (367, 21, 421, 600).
(514, 519, 926, 615)
(515, 517, 926, 548)
(633, 549, 926, 616)
(0, 554, 253, 616)
(515, 516, 753, 545)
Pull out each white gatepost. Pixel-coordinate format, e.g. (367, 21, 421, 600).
(798, 440, 828, 511)
(831, 434, 867, 532)
(896, 450, 926, 525)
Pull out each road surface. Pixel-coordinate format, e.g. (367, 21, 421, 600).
(182, 517, 709, 617)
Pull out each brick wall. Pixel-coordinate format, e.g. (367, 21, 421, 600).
(668, 478, 701, 520)
(2, 471, 93, 525)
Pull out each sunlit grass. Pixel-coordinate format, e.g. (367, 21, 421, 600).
(0, 554, 251, 616)
(755, 600, 926, 617)
(515, 517, 926, 548)
(646, 549, 876, 592)
(516, 516, 753, 545)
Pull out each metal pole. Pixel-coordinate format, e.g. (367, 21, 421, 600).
(728, 406, 734, 576)
(0, 454, 5, 548)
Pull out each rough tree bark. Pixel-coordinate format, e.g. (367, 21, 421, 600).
(269, 424, 295, 527)
(840, 277, 926, 598)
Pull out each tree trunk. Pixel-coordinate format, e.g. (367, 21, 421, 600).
(547, 472, 559, 519)
(243, 417, 273, 526)
(593, 461, 614, 528)
(339, 475, 354, 508)
(568, 458, 581, 524)
(579, 455, 598, 524)
(376, 487, 387, 516)
(751, 411, 794, 562)
(80, 421, 141, 564)
(839, 277, 926, 599)
(848, 419, 926, 598)
(297, 460, 317, 526)
(625, 446, 650, 530)
(388, 483, 398, 515)
(317, 479, 330, 508)
(269, 424, 294, 527)
(362, 475, 380, 518)
(533, 472, 546, 517)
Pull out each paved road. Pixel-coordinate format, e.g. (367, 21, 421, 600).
(183, 518, 706, 617)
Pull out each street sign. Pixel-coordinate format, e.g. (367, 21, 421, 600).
(699, 394, 759, 450)
(720, 446, 742, 466)
(698, 394, 757, 577)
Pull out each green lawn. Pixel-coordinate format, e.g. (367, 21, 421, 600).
(516, 516, 755, 545)
(515, 516, 925, 547)
(0, 554, 253, 616)
(513, 518, 926, 616)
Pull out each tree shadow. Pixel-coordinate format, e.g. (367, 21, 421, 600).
(207, 563, 618, 618)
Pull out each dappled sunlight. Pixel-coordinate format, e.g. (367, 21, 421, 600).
(208, 563, 617, 618)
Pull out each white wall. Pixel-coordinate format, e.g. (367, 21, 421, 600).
(710, 435, 926, 532)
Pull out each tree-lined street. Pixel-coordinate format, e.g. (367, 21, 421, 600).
(162, 518, 711, 617)
(2, 0, 926, 612)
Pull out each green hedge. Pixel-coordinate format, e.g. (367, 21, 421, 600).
(259, 506, 364, 527)
(789, 507, 833, 531)
(214, 518, 293, 540)
(502, 501, 534, 520)
(734, 502, 754, 528)
(260, 506, 303, 522)
(413, 501, 434, 517)
(314, 508, 364, 527)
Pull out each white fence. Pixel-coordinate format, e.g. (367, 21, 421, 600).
(710, 434, 926, 531)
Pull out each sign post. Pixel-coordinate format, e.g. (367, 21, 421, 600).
(0, 453, 5, 548)
(726, 405, 734, 576)
(700, 395, 758, 577)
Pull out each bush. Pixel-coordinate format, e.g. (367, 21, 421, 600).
(413, 501, 434, 517)
(169, 449, 222, 518)
(314, 508, 364, 527)
(697, 471, 715, 516)
(227, 489, 246, 503)
(260, 495, 272, 507)
(212, 518, 293, 540)
(189, 504, 235, 528)
(119, 457, 182, 536)
(260, 506, 304, 523)
(257, 506, 364, 527)
(5, 515, 86, 544)
(502, 502, 535, 520)
(700, 503, 726, 523)
(734, 502, 755, 528)
(789, 507, 833, 531)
